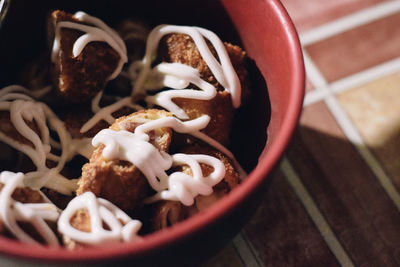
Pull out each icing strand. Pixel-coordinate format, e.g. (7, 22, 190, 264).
(52, 11, 127, 80)
(58, 192, 142, 245)
(0, 85, 51, 100)
(0, 87, 78, 195)
(93, 115, 227, 205)
(80, 97, 144, 133)
(145, 153, 226, 206)
(191, 131, 247, 180)
(132, 24, 241, 113)
(10, 100, 50, 169)
(0, 172, 60, 246)
(145, 63, 217, 119)
(91, 90, 103, 113)
(93, 129, 172, 191)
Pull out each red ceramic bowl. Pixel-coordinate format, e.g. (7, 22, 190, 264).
(0, 0, 304, 265)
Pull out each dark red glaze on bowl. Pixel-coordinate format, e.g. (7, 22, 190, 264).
(0, 0, 304, 265)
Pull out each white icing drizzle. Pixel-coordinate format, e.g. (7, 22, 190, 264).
(80, 96, 144, 133)
(145, 63, 217, 119)
(0, 85, 51, 101)
(93, 128, 172, 191)
(9, 100, 50, 169)
(70, 137, 94, 160)
(146, 153, 226, 206)
(0, 86, 78, 195)
(58, 191, 142, 245)
(93, 115, 227, 205)
(191, 131, 247, 180)
(91, 90, 103, 114)
(131, 24, 242, 117)
(52, 11, 127, 80)
(0, 171, 60, 246)
(135, 113, 246, 180)
(51, 10, 141, 134)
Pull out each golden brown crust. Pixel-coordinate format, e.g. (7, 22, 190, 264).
(78, 146, 152, 214)
(113, 109, 172, 151)
(158, 33, 250, 100)
(62, 208, 89, 250)
(179, 143, 240, 193)
(224, 42, 251, 104)
(151, 142, 239, 231)
(173, 90, 234, 145)
(77, 109, 173, 214)
(51, 10, 120, 103)
(6, 184, 45, 204)
(157, 33, 250, 145)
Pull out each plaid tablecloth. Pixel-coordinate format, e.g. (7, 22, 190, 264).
(205, 1, 400, 266)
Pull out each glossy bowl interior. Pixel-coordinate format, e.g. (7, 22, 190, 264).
(0, 0, 304, 265)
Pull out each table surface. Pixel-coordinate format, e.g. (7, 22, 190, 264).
(205, 0, 400, 266)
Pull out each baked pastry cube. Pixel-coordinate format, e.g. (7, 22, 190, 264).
(77, 109, 173, 214)
(50, 10, 124, 103)
(151, 142, 239, 230)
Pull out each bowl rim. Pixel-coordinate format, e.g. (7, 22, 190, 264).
(0, 0, 305, 263)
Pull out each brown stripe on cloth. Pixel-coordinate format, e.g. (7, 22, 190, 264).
(286, 101, 400, 266)
(242, 170, 339, 266)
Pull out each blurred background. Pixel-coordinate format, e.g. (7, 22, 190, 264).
(206, 0, 400, 266)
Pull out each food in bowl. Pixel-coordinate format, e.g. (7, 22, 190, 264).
(0, 9, 253, 249)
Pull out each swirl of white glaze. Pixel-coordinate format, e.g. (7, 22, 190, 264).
(51, 11, 140, 134)
(132, 24, 241, 113)
(52, 11, 127, 80)
(146, 153, 226, 206)
(94, 115, 210, 189)
(133, 114, 210, 136)
(145, 63, 217, 119)
(0, 92, 65, 169)
(0, 171, 60, 246)
(0, 85, 51, 101)
(58, 191, 142, 245)
(93, 128, 172, 191)
(9, 100, 50, 169)
(134, 114, 246, 179)
(93, 115, 227, 205)
(0, 86, 78, 194)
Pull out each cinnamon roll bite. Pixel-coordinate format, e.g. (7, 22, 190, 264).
(77, 109, 173, 214)
(50, 10, 127, 103)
